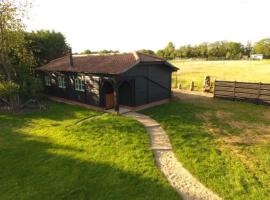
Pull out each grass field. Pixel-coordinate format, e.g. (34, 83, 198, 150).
(171, 59, 270, 91)
(0, 102, 180, 200)
(141, 96, 270, 200)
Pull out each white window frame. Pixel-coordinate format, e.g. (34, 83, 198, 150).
(75, 78, 85, 92)
(58, 76, 66, 88)
(45, 76, 51, 86)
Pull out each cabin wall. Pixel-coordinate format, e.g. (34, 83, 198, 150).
(85, 76, 100, 106)
(123, 63, 172, 106)
(37, 62, 173, 107)
(39, 72, 100, 106)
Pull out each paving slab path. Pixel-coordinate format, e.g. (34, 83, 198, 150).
(125, 112, 222, 200)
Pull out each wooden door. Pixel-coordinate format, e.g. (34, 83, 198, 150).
(105, 93, 114, 109)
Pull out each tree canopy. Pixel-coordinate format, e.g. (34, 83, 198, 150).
(0, 0, 30, 81)
(0, 1, 68, 107)
(25, 30, 69, 67)
(254, 38, 270, 57)
(138, 49, 156, 55)
(80, 49, 119, 55)
(156, 39, 270, 60)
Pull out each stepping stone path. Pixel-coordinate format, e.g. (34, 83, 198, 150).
(125, 112, 222, 200)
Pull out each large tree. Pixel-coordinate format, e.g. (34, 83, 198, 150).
(164, 42, 176, 60)
(25, 30, 69, 67)
(254, 38, 270, 57)
(0, 0, 31, 81)
(0, 0, 44, 107)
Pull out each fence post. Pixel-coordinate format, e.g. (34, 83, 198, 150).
(190, 81, 195, 91)
(257, 82, 261, 104)
(233, 81, 236, 100)
(213, 80, 216, 97)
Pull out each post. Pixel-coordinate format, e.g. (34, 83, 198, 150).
(213, 80, 216, 97)
(190, 81, 194, 91)
(257, 82, 261, 104)
(233, 81, 236, 100)
(114, 82, 119, 115)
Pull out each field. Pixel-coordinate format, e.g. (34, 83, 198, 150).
(141, 95, 270, 200)
(0, 102, 179, 200)
(171, 59, 270, 91)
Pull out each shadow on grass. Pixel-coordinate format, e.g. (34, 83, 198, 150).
(0, 102, 180, 200)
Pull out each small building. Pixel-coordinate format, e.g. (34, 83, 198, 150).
(250, 54, 264, 60)
(36, 51, 178, 112)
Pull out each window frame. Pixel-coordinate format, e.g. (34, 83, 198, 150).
(45, 75, 51, 86)
(58, 76, 66, 89)
(75, 78, 85, 92)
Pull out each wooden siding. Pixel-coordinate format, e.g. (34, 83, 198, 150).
(123, 63, 172, 106)
(40, 72, 101, 106)
(214, 80, 270, 105)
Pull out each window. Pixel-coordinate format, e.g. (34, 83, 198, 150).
(45, 76, 51, 86)
(58, 76, 66, 88)
(92, 76, 99, 80)
(75, 78, 85, 91)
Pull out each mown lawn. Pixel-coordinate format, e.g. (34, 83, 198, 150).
(0, 102, 180, 200)
(141, 96, 270, 200)
(171, 59, 270, 90)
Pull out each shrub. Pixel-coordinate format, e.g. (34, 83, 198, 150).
(0, 81, 20, 107)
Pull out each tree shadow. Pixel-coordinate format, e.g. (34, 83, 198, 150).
(0, 104, 180, 200)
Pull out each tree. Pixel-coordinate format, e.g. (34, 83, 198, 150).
(156, 49, 165, 58)
(197, 43, 208, 58)
(0, 0, 43, 107)
(25, 30, 69, 67)
(254, 38, 270, 57)
(0, 0, 29, 81)
(80, 49, 119, 55)
(225, 42, 244, 59)
(99, 49, 119, 54)
(138, 49, 156, 55)
(81, 49, 92, 54)
(243, 41, 253, 57)
(207, 41, 227, 59)
(0, 80, 19, 106)
(176, 45, 192, 58)
(163, 42, 176, 60)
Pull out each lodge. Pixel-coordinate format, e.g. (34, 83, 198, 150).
(36, 51, 178, 112)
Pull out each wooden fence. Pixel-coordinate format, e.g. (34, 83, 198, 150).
(214, 80, 270, 105)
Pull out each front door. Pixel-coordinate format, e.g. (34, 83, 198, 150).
(105, 93, 114, 109)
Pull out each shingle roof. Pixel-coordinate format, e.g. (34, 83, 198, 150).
(36, 52, 177, 74)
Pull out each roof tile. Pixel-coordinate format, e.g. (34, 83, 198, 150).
(36, 52, 172, 74)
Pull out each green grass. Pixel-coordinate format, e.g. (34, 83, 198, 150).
(171, 59, 270, 90)
(0, 102, 180, 200)
(141, 97, 270, 200)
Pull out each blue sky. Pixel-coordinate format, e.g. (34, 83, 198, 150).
(27, 0, 270, 53)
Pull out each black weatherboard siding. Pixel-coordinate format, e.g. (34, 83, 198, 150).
(123, 63, 172, 106)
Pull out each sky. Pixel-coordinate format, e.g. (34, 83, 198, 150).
(27, 0, 270, 53)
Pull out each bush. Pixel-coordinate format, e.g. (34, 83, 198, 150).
(20, 77, 44, 100)
(0, 81, 20, 107)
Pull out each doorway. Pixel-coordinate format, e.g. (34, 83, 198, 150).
(101, 81, 114, 109)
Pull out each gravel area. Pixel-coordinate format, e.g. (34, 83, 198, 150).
(125, 112, 221, 200)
